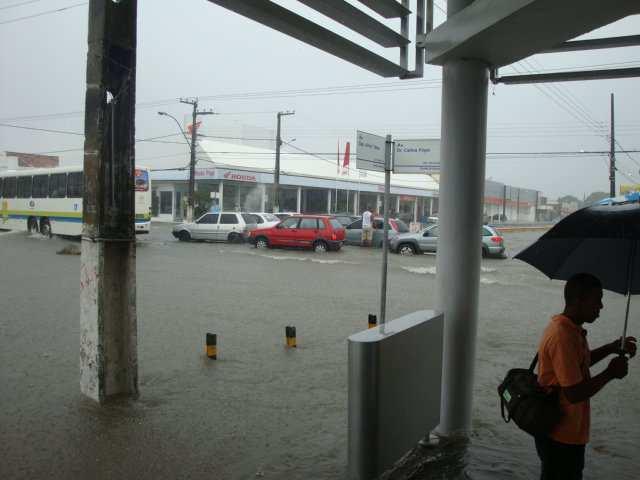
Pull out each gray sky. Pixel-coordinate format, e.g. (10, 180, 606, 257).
(1, 0, 639, 199)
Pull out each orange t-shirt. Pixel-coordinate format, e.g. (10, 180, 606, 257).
(537, 314, 591, 445)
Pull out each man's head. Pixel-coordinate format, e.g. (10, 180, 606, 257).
(564, 273, 603, 324)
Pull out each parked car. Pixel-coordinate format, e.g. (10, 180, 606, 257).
(389, 224, 506, 258)
(274, 212, 296, 220)
(333, 214, 360, 227)
(172, 212, 258, 243)
(250, 212, 281, 228)
(344, 217, 410, 247)
(248, 215, 345, 252)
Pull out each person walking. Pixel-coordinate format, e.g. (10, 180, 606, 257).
(362, 206, 373, 247)
(535, 272, 636, 480)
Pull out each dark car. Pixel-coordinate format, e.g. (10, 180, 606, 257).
(248, 215, 346, 252)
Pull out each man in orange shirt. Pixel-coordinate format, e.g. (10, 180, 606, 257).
(536, 273, 636, 480)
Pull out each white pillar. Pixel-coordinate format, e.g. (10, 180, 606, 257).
(260, 184, 266, 212)
(435, 54, 488, 436)
(327, 189, 332, 214)
(219, 180, 224, 211)
(413, 197, 418, 223)
(296, 187, 302, 213)
(396, 196, 400, 216)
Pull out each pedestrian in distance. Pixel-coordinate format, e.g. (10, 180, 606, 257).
(535, 272, 636, 480)
(362, 206, 373, 247)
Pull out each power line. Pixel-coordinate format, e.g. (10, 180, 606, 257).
(0, 0, 44, 11)
(0, 1, 87, 26)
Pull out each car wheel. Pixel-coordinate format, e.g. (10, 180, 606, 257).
(255, 237, 269, 249)
(178, 230, 191, 242)
(228, 232, 241, 243)
(398, 243, 416, 256)
(40, 218, 52, 237)
(313, 240, 328, 253)
(28, 217, 39, 234)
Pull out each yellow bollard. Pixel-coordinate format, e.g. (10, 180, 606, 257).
(206, 333, 217, 359)
(285, 326, 297, 348)
(368, 314, 377, 329)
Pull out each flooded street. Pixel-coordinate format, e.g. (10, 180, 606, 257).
(1, 225, 638, 479)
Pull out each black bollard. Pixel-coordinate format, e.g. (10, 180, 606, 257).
(206, 333, 217, 359)
(368, 314, 377, 329)
(285, 326, 297, 348)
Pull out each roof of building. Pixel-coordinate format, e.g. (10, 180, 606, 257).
(157, 139, 440, 193)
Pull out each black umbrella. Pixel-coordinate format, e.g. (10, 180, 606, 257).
(515, 202, 640, 343)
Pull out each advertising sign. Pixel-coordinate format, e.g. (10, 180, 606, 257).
(356, 131, 386, 172)
(393, 139, 440, 174)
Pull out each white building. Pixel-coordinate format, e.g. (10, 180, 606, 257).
(151, 139, 440, 224)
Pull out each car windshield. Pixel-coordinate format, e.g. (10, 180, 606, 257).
(394, 219, 410, 233)
(329, 219, 343, 229)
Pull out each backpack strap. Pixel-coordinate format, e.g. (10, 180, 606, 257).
(528, 353, 539, 373)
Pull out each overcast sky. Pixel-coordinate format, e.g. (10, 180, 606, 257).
(1, 0, 639, 199)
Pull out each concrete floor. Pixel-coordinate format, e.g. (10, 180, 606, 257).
(1, 225, 638, 479)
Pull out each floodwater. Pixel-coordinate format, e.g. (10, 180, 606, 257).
(0, 226, 638, 479)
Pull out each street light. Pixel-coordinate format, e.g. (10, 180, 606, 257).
(157, 111, 191, 145)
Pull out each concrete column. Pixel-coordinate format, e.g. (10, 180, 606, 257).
(296, 187, 302, 213)
(261, 184, 266, 212)
(435, 52, 488, 434)
(219, 180, 224, 211)
(413, 197, 418, 223)
(327, 189, 332, 214)
(80, 0, 138, 403)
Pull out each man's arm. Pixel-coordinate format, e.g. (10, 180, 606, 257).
(563, 356, 628, 404)
(591, 336, 637, 366)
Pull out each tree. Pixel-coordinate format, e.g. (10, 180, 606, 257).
(557, 195, 580, 204)
(583, 191, 609, 205)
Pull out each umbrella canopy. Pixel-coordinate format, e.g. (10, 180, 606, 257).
(515, 202, 640, 295)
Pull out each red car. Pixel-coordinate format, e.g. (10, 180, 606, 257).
(248, 215, 345, 252)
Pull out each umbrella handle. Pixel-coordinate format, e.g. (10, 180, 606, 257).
(621, 241, 636, 353)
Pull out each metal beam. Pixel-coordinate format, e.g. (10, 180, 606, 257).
(357, 0, 411, 19)
(297, 0, 409, 48)
(208, 0, 407, 78)
(493, 67, 640, 85)
(424, 0, 640, 67)
(541, 34, 640, 53)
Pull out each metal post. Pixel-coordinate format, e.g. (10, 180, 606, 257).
(189, 101, 197, 222)
(379, 135, 393, 325)
(274, 110, 294, 212)
(610, 93, 616, 197)
(435, 0, 489, 434)
(80, 0, 138, 403)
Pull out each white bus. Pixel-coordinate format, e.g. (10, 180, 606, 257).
(0, 165, 151, 236)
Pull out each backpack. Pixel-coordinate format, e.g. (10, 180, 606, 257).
(498, 354, 563, 436)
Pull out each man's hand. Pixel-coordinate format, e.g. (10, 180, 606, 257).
(612, 336, 637, 358)
(607, 356, 629, 379)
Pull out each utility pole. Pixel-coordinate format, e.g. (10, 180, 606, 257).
(80, 0, 138, 403)
(609, 93, 616, 198)
(179, 97, 216, 222)
(273, 110, 295, 212)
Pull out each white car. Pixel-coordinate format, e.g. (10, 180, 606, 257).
(172, 212, 258, 243)
(250, 212, 281, 229)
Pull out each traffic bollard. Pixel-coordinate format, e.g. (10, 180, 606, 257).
(206, 333, 217, 359)
(368, 314, 377, 329)
(285, 326, 297, 348)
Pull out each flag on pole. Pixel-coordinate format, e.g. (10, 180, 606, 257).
(342, 141, 350, 175)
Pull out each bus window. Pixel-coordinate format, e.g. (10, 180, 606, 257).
(134, 169, 149, 192)
(3, 177, 17, 198)
(67, 172, 83, 198)
(49, 173, 67, 198)
(32, 175, 49, 198)
(17, 176, 33, 198)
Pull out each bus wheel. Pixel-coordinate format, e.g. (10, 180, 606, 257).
(27, 217, 39, 234)
(40, 218, 52, 237)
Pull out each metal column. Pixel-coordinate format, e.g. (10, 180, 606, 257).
(435, 17, 488, 433)
(80, 0, 138, 402)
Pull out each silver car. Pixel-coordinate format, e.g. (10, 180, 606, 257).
(172, 212, 258, 243)
(389, 224, 506, 258)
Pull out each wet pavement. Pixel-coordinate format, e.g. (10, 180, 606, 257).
(1, 225, 638, 479)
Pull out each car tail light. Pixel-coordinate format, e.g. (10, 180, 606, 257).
(490, 236, 503, 244)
